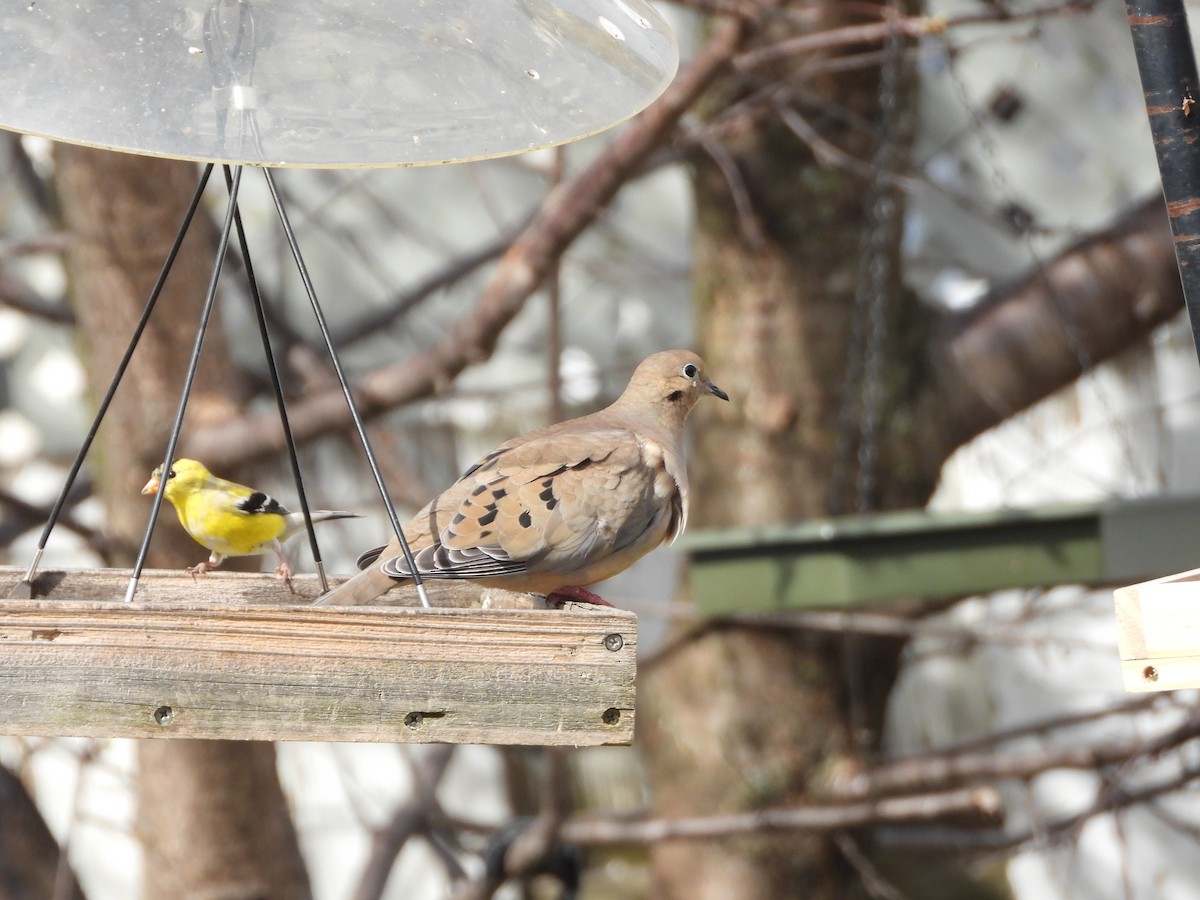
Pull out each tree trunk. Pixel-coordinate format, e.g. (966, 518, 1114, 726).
(136, 741, 309, 900)
(640, 3, 1005, 897)
(0, 764, 86, 900)
(56, 146, 312, 900)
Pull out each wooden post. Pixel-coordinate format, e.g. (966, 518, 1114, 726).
(0, 566, 636, 745)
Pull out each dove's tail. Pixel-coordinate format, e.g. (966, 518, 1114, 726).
(314, 536, 407, 606)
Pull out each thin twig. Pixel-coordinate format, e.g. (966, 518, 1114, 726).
(688, 118, 768, 250)
(914, 763, 1200, 855)
(333, 217, 533, 347)
(735, 1, 1099, 72)
(0, 484, 104, 550)
(834, 833, 909, 900)
(351, 745, 456, 900)
(0, 234, 70, 258)
(0, 270, 73, 324)
(503, 748, 572, 877)
(841, 713, 1200, 799)
(556, 786, 1001, 846)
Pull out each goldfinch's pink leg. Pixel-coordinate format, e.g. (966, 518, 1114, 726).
(187, 553, 224, 578)
(272, 541, 295, 592)
(546, 585, 615, 607)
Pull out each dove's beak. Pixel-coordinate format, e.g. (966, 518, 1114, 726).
(706, 380, 730, 402)
(141, 474, 161, 496)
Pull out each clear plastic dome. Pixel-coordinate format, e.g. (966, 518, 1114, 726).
(0, 0, 678, 167)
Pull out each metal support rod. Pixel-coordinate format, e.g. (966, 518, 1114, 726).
(259, 167, 431, 608)
(222, 165, 332, 592)
(9, 163, 215, 598)
(124, 165, 244, 603)
(1127, 0, 1200, 368)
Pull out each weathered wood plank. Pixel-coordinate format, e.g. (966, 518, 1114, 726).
(2, 565, 536, 608)
(0, 567, 636, 745)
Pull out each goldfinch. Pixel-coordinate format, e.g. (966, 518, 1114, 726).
(141, 458, 361, 584)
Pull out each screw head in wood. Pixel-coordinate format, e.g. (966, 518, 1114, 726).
(153, 705, 174, 726)
(604, 633, 624, 652)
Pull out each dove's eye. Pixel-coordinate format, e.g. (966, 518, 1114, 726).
(681, 363, 698, 379)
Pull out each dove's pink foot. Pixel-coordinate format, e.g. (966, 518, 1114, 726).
(547, 585, 615, 607)
(186, 560, 217, 577)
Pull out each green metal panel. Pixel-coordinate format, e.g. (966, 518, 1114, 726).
(683, 497, 1200, 613)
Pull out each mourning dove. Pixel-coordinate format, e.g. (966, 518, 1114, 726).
(317, 349, 728, 607)
(141, 458, 361, 584)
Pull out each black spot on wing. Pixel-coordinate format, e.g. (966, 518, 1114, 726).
(477, 508, 498, 527)
(519, 510, 532, 528)
(237, 491, 287, 516)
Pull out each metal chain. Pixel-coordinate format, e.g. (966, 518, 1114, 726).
(940, 23, 1154, 490)
(853, 0, 906, 513)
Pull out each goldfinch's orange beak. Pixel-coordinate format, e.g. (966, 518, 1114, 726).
(141, 475, 161, 496)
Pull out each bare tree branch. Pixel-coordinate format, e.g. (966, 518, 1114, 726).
(0, 483, 110, 555)
(840, 713, 1200, 799)
(0, 233, 71, 258)
(833, 833, 908, 900)
(352, 745, 456, 900)
(735, 1, 1100, 72)
(501, 748, 572, 879)
(451, 749, 577, 900)
(640, 604, 1121, 674)
(934, 196, 1184, 453)
(908, 763, 1200, 855)
(556, 786, 1001, 847)
(0, 763, 86, 900)
(0, 269, 73, 324)
(333, 218, 532, 347)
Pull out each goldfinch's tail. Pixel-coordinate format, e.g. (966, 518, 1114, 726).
(278, 509, 362, 543)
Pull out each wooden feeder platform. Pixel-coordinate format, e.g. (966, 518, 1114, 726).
(1114, 566, 1200, 693)
(0, 566, 636, 746)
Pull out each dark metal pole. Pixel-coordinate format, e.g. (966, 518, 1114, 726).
(222, 165, 332, 592)
(259, 167, 431, 608)
(8, 163, 215, 599)
(124, 165, 244, 603)
(1127, 0, 1200, 366)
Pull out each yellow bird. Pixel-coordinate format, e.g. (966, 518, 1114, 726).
(141, 458, 360, 583)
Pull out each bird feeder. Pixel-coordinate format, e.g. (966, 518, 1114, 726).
(0, 0, 675, 744)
